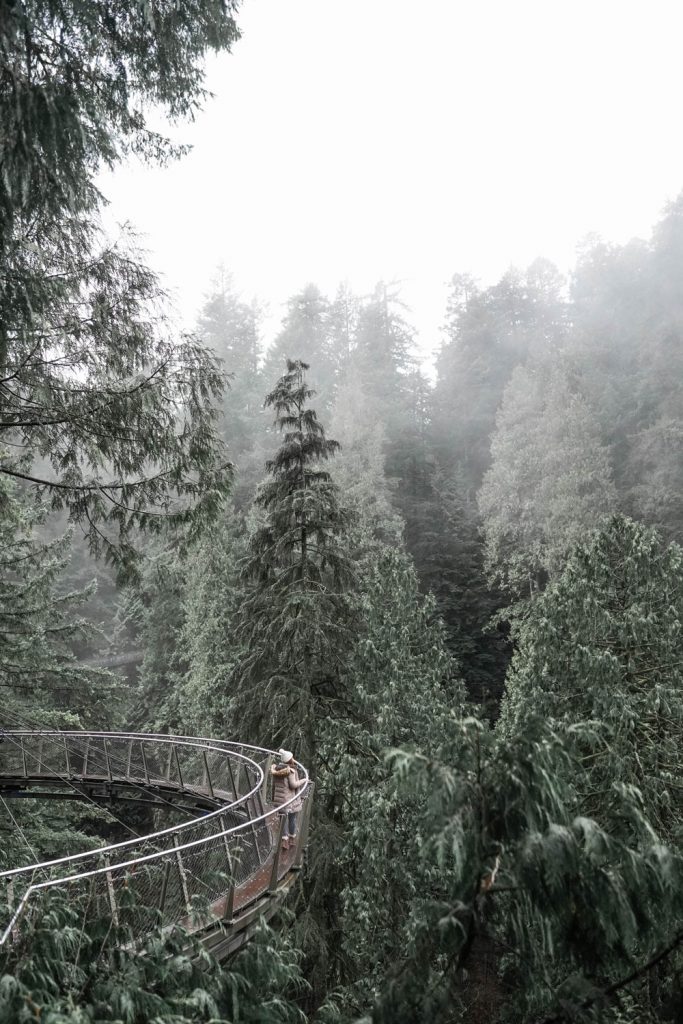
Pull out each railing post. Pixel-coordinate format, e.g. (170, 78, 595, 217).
(140, 742, 150, 785)
(223, 881, 235, 923)
(158, 860, 171, 918)
(103, 738, 113, 782)
(240, 762, 252, 799)
(63, 736, 71, 778)
(165, 744, 174, 781)
(227, 758, 238, 800)
(104, 856, 119, 927)
(268, 815, 287, 894)
(293, 782, 314, 870)
(126, 739, 134, 778)
(247, 796, 267, 864)
(173, 836, 192, 915)
(83, 736, 90, 776)
(20, 737, 27, 778)
(202, 751, 215, 799)
(261, 755, 273, 804)
(219, 814, 234, 875)
(172, 744, 184, 790)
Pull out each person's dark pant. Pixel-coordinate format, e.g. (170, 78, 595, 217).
(282, 811, 297, 838)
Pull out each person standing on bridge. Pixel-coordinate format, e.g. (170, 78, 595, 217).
(271, 749, 305, 849)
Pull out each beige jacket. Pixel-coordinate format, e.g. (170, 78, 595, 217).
(271, 763, 305, 812)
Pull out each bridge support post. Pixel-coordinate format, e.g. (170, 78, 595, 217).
(227, 759, 238, 800)
(222, 882, 235, 924)
(238, 762, 249, 800)
(104, 856, 119, 927)
(202, 751, 215, 799)
(158, 860, 171, 920)
(63, 736, 71, 778)
(173, 836, 192, 915)
(261, 756, 273, 804)
(268, 815, 287, 894)
(219, 815, 234, 875)
(172, 744, 184, 791)
(246, 796, 267, 865)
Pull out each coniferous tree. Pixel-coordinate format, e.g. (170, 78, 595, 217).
(500, 514, 683, 843)
(571, 199, 683, 544)
(0, 3, 239, 575)
(368, 711, 683, 1024)
(126, 542, 188, 730)
(321, 547, 464, 1015)
(263, 288, 337, 419)
(229, 360, 356, 765)
(479, 359, 617, 596)
(197, 271, 265, 459)
(327, 282, 361, 382)
(175, 508, 246, 735)
(433, 263, 566, 492)
(0, 477, 110, 721)
(353, 281, 418, 483)
(195, 272, 269, 510)
(329, 366, 403, 551)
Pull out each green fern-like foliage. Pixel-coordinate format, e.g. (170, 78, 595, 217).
(0, 889, 306, 1024)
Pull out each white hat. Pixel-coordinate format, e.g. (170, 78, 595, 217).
(278, 748, 293, 763)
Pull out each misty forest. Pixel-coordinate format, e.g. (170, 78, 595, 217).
(2, 3, 683, 1024)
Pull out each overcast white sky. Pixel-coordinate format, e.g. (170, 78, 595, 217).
(102, 0, 683, 364)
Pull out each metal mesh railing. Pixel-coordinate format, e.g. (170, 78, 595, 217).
(0, 731, 313, 947)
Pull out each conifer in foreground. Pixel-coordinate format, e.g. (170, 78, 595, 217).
(230, 360, 356, 764)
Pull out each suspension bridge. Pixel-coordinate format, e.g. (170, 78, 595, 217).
(0, 730, 313, 959)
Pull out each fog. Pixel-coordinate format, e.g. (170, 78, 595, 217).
(101, 0, 683, 359)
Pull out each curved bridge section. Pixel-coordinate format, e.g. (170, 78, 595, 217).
(0, 731, 313, 959)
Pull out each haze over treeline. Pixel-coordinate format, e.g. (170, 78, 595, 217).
(2, 2, 683, 1023)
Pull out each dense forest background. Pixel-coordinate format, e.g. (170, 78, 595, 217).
(2, 3, 683, 1023)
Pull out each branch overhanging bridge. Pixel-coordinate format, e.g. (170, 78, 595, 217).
(0, 731, 313, 959)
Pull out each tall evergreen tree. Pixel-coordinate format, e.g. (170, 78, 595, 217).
(0, 475, 114, 725)
(329, 365, 403, 551)
(479, 359, 617, 596)
(197, 271, 264, 456)
(0, 2, 239, 575)
(433, 262, 566, 491)
(500, 515, 683, 843)
(229, 360, 356, 764)
(196, 271, 268, 508)
(175, 508, 246, 735)
(368, 710, 683, 1024)
(263, 287, 337, 419)
(322, 547, 464, 1015)
(353, 281, 417, 482)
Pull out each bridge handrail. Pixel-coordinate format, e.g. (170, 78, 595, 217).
(0, 730, 312, 949)
(0, 732, 265, 879)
